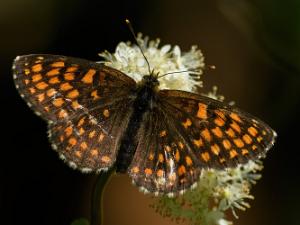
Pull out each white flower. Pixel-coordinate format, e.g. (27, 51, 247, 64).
(99, 33, 205, 92)
(99, 33, 265, 225)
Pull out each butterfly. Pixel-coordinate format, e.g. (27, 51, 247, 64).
(12, 54, 276, 196)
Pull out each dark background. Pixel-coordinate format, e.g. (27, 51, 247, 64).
(1, 0, 299, 225)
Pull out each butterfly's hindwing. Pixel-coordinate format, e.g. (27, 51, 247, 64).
(128, 106, 202, 195)
(48, 98, 135, 172)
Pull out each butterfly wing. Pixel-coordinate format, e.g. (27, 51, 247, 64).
(128, 89, 276, 195)
(128, 106, 202, 196)
(13, 54, 136, 172)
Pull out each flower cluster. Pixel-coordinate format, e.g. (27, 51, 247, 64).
(99, 33, 204, 91)
(99, 34, 264, 225)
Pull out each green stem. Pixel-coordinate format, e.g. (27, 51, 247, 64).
(91, 166, 116, 225)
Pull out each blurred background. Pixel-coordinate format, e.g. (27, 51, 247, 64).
(1, 0, 299, 225)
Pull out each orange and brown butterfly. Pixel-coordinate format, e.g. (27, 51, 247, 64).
(12, 54, 276, 196)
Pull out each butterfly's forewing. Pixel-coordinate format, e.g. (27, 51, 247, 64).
(159, 90, 276, 169)
(129, 89, 276, 195)
(13, 55, 136, 171)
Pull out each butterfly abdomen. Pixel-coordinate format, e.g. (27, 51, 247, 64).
(116, 85, 156, 173)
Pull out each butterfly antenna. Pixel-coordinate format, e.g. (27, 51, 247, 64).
(158, 65, 216, 79)
(125, 19, 152, 75)
(157, 70, 197, 79)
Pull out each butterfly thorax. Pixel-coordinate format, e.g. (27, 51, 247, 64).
(115, 74, 159, 173)
(137, 74, 160, 91)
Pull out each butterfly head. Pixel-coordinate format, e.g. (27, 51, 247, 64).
(140, 73, 160, 89)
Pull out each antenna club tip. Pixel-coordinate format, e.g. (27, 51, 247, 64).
(209, 65, 216, 69)
(125, 19, 130, 24)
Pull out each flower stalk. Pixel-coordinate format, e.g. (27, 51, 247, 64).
(91, 166, 115, 225)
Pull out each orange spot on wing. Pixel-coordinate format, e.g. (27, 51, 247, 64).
(103, 109, 109, 117)
(211, 144, 220, 155)
(66, 66, 78, 72)
(35, 81, 48, 90)
(148, 152, 154, 161)
(229, 149, 238, 158)
(175, 149, 180, 162)
(64, 72, 75, 80)
(91, 149, 98, 156)
(67, 89, 79, 99)
(225, 128, 235, 137)
(201, 128, 212, 142)
(248, 127, 258, 137)
(214, 117, 225, 126)
(178, 141, 184, 149)
(29, 87, 36, 94)
(98, 133, 105, 142)
(75, 151, 82, 158)
(193, 138, 203, 148)
(64, 126, 73, 137)
(185, 156, 193, 166)
(68, 137, 77, 146)
(178, 165, 186, 176)
(197, 103, 207, 119)
(24, 79, 30, 85)
(91, 90, 100, 100)
(159, 130, 167, 137)
(230, 121, 241, 133)
(131, 166, 139, 173)
(51, 61, 65, 67)
(233, 138, 245, 148)
(230, 113, 242, 123)
(81, 69, 96, 84)
(257, 136, 263, 143)
(79, 127, 85, 135)
(214, 110, 226, 119)
(37, 93, 45, 102)
(222, 139, 231, 149)
(80, 142, 88, 150)
(47, 88, 57, 97)
(242, 149, 249, 155)
(242, 134, 252, 144)
(252, 145, 257, 151)
(46, 68, 60, 76)
(157, 169, 164, 177)
(58, 109, 68, 118)
(211, 127, 223, 138)
(89, 130, 96, 138)
(101, 156, 111, 163)
(32, 64, 42, 72)
(49, 77, 60, 84)
(52, 98, 64, 107)
(219, 158, 226, 163)
(24, 68, 30, 75)
(145, 168, 153, 175)
(182, 118, 192, 129)
(60, 82, 73, 91)
(164, 145, 171, 152)
(158, 154, 164, 163)
(32, 74, 42, 82)
(201, 152, 210, 162)
(72, 100, 81, 109)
